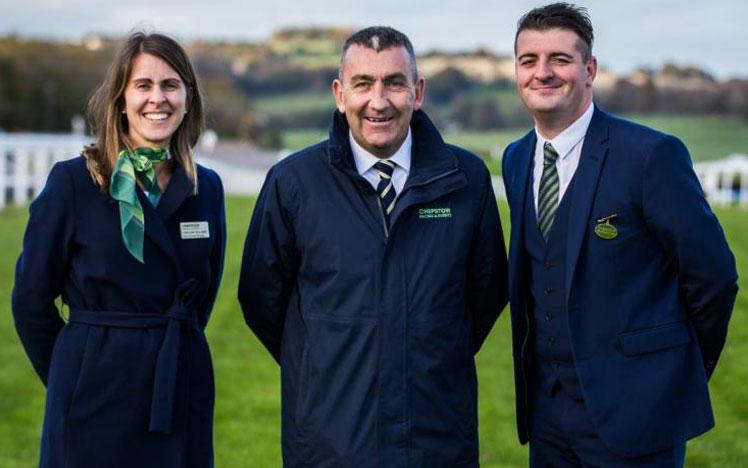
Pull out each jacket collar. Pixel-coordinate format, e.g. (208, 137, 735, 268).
(327, 109, 459, 186)
(327, 109, 466, 233)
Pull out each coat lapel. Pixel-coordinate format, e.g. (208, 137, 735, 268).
(157, 165, 195, 220)
(564, 109, 610, 304)
(507, 131, 535, 301)
(138, 165, 194, 268)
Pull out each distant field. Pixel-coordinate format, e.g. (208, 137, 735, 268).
(445, 113, 748, 166)
(253, 92, 334, 115)
(623, 113, 748, 161)
(280, 112, 748, 176)
(1, 198, 746, 467)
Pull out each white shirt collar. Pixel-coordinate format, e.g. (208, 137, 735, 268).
(350, 128, 412, 175)
(534, 102, 594, 160)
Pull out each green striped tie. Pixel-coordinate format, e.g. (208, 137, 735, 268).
(537, 142, 560, 241)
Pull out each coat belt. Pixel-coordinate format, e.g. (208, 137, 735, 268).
(68, 281, 200, 434)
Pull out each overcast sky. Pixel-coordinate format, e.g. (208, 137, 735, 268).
(1, 0, 745, 79)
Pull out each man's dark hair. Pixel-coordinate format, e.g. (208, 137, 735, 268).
(339, 26, 418, 81)
(515, 3, 594, 61)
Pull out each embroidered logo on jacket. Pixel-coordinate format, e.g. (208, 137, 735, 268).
(419, 208, 452, 219)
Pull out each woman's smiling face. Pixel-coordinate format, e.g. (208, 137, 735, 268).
(123, 52, 187, 148)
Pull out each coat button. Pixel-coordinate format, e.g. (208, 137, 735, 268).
(545, 313, 553, 322)
(543, 261, 552, 270)
(544, 287, 553, 295)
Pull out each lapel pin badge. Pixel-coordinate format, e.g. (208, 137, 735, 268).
(594, 213, 618, 240)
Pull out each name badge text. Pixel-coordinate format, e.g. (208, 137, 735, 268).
(180, 221, 210, 239)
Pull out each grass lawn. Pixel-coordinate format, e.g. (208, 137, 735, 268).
(1, 198, 746, 467)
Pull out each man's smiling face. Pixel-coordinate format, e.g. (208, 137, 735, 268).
(333, 44, 424, 158)
(515, 27, 596, 128)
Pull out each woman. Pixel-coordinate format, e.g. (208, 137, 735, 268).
(12, 32, 226, 467)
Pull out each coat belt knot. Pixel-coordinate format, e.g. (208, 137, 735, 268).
(68, 278, 200, 434)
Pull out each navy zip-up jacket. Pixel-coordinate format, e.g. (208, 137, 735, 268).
(238, 110, 508, 467)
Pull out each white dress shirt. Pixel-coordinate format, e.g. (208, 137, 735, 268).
(532, 103, 595, 214)
(350, 129, 412, 195)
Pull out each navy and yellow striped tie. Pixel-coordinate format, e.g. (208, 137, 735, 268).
(537, 142, 560, 241)
(374, 160, 397, 224)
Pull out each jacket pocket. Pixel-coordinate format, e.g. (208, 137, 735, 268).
(618, 321, 691, 356)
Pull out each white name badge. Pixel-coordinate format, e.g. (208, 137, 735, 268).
(180, 221, 210, 239)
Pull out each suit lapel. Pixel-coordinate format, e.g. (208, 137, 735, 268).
(508, 131, 535, 299)
(564, 109, 610, 304)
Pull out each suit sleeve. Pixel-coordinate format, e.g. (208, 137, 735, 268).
(467, 168, 509, 354)
(12, 162, 76, 385)
(198, 171, 227, 329)
(642, 135, 738, 378)
(238, 166, 299, 364)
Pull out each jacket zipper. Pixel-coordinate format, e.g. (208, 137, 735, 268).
(374, 166, 460, 459)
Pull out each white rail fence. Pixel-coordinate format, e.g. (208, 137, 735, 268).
(0, 133, 90, 210)
(0, 133, 275, 208)
(0, 133, 744, 209)
(693, 154, 748, 207)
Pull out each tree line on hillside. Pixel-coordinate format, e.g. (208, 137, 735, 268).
(1, 35, 746, 149)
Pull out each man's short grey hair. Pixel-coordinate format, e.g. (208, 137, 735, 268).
(339, 26, 418, 81)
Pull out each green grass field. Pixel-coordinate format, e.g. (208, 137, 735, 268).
(1, 198, 746, 467)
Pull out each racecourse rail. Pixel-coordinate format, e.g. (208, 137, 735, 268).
(3, 132, 747, 210)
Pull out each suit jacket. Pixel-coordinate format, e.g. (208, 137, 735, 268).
(501, 107, 738, 457)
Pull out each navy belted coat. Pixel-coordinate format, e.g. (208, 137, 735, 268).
(239, 110, 508, 467)
(12, 156, 226, 468)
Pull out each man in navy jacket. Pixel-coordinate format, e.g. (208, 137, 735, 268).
(238, 26, 508, 467)
(502, 4, 738, 467)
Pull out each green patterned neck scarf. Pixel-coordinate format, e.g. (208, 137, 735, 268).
(109, 147, 170, 263)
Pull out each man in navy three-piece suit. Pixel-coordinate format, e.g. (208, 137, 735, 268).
(501, 4, 738, 467)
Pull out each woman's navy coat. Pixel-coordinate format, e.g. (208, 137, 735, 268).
(239, 111, 508, 467)
(12, 156, 226, 468)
